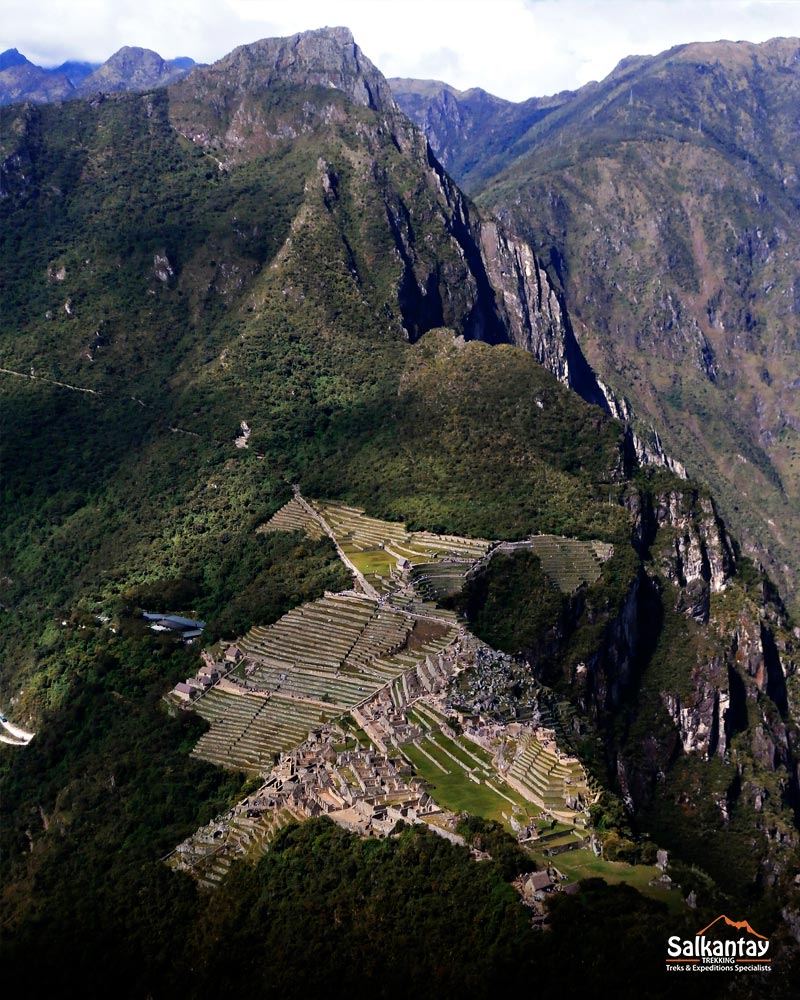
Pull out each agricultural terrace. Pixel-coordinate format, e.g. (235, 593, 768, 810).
(479, 537, 612, 593)
(167, 807, 297, 890)
(258, 497, 324, 539)
(191, 593, 459, 773)
(504, 730, 592, 823)
(313, 501, 491, 595)
(397, 695, 593, 832)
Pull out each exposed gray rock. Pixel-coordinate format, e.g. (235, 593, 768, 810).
(153, 252, 175, 284)
(663, 676, 730, 758)
(77, 47, 193, 95)
(477, 221, 610, 408)
(172, 28, 396, 119)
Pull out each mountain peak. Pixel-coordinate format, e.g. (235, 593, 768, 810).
(204, 27, 396, 113)
(76, 46, 194, 94)
(0, 48, 30, 71)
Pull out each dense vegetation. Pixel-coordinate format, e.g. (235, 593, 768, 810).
(453, 39, 800, 612)
(2, 34, 800, 998)
(1, 812, 761, 1000)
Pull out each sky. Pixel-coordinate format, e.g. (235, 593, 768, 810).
(4, 0, 800, 101)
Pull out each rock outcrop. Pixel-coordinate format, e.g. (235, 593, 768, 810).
(169, 28, 396, 165)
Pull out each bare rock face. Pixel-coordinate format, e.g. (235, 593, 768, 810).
(478, 220, 609, 408)
(652, 489, 735, 622)
(153, 251, 175, 284)
(213, 28, 397, 112)
(479, 222, 568, 375)
(734, 612, 789, 714)
(78, 47, 191, 95)
(169, 27, 397, 162)
(597, 379, 687, 478)
(663, 667, 731, 758)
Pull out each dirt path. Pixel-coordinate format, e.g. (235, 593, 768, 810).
(293, 488, 380, 600)
(0, 366, 101, 396)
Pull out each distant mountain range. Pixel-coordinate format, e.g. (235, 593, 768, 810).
(0, 46, 197, 104)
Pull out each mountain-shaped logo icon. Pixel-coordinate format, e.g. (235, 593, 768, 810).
(696, 915, 767, 940)
(667, 913, 772, 970)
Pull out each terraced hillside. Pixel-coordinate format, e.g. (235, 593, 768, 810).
(315, 501, 491, 595)
(479, 537, 611, 594)
(521, 537, 607, 593)
(505, 731, 592, 823)
(309, 500, 609, 596)
(190, 593, 459, 773)
(258, 497, 324, 540)
(167, 805, 297, 890)
(191, 689, 327, 773)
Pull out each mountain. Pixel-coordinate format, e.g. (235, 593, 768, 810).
(76, 46, 196, 94)
(2, 26, 800, 995)
(390, 77, 574, 192)
(0, 48, 75, 104)
(50, 60, 97, 86)
(401, 38, 800, 614)
(0, 46, 195, 105)
(0, 48, 29, 71)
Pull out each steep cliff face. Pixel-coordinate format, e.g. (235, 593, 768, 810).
(654, 489, 736, 619)
(165, 31, 585, 361)
(595, 479, 800, 886)
(575, 572, 643, 719)
(477, 220, 609, 407)
(468, 38, 800, 610)
(522, 466, 800, 885)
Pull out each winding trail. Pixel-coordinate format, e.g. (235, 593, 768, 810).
(0, 366, 101, 396)
(292, 487, 380, 600)
(0, 716, 35, 745)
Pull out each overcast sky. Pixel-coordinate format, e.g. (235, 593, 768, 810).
(4, 0, 800, 101)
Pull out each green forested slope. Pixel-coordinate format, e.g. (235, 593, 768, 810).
(1, 32, 799, 997)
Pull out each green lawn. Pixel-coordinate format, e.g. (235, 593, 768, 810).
(346, 548, 396, 579)
(428, 731, 491, 772)
(531, 847, 684, 911)
(401, 740, 535, 832)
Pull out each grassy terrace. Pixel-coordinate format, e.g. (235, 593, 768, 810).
(258, 497, 324, 539)
(428, 731, 492, 772)
(505, 536, 607, 593)
(401, 730, 533, 832)
(192, 688, 327, 773)
(533, 848, 683, 911)
(507, 732, 591, 813)
(313, 501, 492, 593)
(410, 562, 470, 602)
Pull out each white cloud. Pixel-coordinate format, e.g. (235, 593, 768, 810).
(3, 0, 800, 99)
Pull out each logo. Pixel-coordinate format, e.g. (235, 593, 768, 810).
(666, 915, 771, 974)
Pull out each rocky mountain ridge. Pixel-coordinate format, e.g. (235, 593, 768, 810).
(3, 25, 800, 989)
(389, 76, 573, 193)
(0, 45, 196, 105)
(396, 36, 800, 614)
